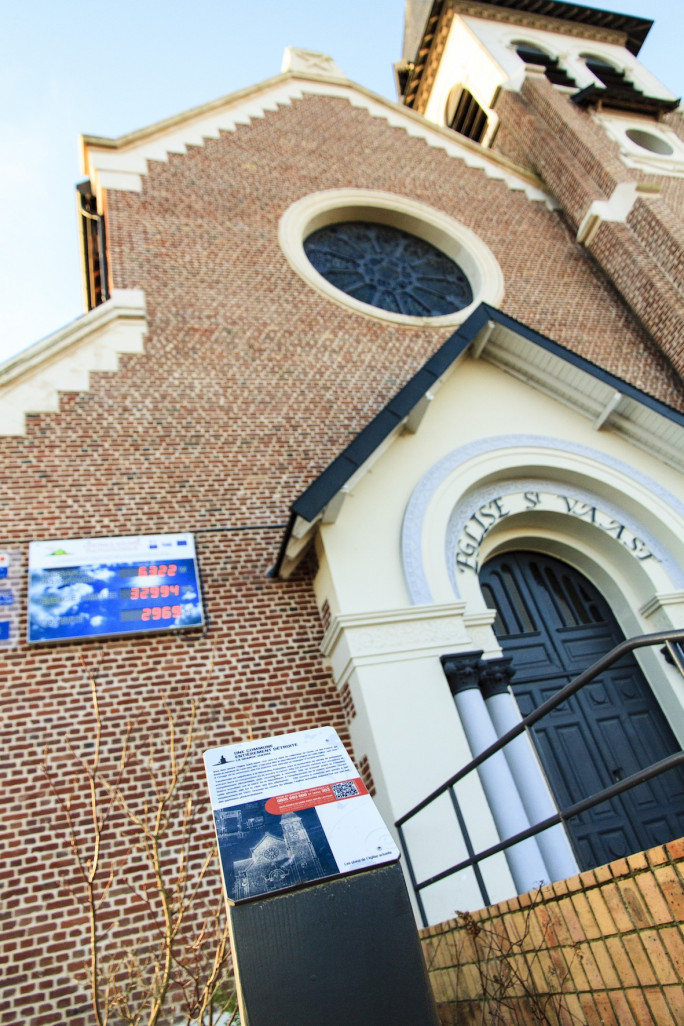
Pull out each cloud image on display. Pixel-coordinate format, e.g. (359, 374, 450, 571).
(28, 559, 203, 642)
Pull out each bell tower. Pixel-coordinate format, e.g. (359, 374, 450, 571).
(398, 0, 684, 381)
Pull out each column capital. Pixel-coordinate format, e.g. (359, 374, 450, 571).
(479, 657, 516, 700)
(441, 651, 516, 697)
(441, 651, 484, 694)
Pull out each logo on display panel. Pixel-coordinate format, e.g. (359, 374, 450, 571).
(28, 533, 204, 644)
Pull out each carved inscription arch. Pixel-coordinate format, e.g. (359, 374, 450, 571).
(401, 438, 684, 605)
(455, 489, 658, 575)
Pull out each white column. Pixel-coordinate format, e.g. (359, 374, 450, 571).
(444, 654, 550, 894)
(480, 660, 579, 882)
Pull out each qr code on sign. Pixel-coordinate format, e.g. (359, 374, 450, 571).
(331, 780, 359, 800)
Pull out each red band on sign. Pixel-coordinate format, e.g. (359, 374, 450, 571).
(264, 777, 367, 815)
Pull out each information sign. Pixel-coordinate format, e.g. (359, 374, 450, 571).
(28, 533, 204, 644)
(204, 727, 399, 903)
(0, 550, 21, 649)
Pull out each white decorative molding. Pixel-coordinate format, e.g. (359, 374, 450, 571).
(82, 68, 553, 209)
(576, 181, 643, 245)
(454, 2, 627, 50)
(640, 591, 684, 620)
(279, 189, 505, 327)
(320, 601, 497, 688)
(0, 289, 146, 436)
(462, 15, 677, 105)
(597, 112, 684, 180)
(281, 47, 346, 79)
(322, 602, 466, 657)
(82, 79, 308, 197)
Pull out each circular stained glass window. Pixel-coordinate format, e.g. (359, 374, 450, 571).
(303, 221, 473, 317)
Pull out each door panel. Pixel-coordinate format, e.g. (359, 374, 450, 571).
(480, 551, 684, 871)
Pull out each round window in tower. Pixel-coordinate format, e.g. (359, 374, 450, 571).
(625, 128, 674, 156)
(303, 221, 473, 317)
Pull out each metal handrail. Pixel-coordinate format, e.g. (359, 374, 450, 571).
(395, 629, 684, 923)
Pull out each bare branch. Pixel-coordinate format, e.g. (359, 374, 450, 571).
(44, 653, 233, 1026)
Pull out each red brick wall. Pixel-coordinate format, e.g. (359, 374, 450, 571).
(1, 92, 683, 1022)
(588, 219, 684, 377)
(492, 76, 684, 379)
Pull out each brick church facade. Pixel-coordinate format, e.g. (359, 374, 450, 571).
(2, 2, 683, 1022)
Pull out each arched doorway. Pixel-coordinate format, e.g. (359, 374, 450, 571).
(480, 551, 684, 870)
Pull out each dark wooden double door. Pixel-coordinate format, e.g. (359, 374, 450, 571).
(480, 552, 684, 870)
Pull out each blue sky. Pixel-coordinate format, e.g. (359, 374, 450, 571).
(1, 0, 682, 365)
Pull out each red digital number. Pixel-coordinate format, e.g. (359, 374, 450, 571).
(170, 584, 179, 596)
(139, 566, 148, 577)
(139, 603, 183, 624)
(159, 564, 168, 577)
(168, 564, 177, 577)
(149, 565, 158, 577)
(140, 587, 149, 600)
(150, 585, 159, 598)
(131, 586, 139, 600)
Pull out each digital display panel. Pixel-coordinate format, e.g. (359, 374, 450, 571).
(28, 533, 204, 644)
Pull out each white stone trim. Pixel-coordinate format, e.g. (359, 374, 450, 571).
(281, 48, 346, 79)
(596, 111, 684, 179)
(0, 289, 146, 436)
(640, 591, 684, 623)
(485, 21, 677, 103)
(576, 181, 644, 244)
(279, 189, 505, 327)
(81, 73, 553, 210)
(319, 598, 512, 920)
(321, 601, 497, 688)
(456, 4, 627, 53)
(82, 79, 307, 199)
(447, 481, 675, 588)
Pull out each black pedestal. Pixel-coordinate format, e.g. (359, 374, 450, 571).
(228, 861, 439, 1026)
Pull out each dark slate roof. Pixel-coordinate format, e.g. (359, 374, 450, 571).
(273, 303, 684, 577)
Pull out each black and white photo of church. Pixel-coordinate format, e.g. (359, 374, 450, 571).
(215, 801, 339, 901)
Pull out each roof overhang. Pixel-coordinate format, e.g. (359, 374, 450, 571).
(273, 303, 684, 578)
(571, 83, 680, 116)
